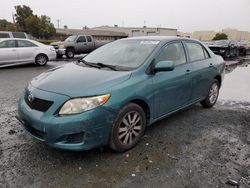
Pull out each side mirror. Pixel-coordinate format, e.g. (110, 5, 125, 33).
(154, 61, 175, 73)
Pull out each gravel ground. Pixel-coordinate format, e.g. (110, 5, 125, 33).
(0, 58, 249, 188)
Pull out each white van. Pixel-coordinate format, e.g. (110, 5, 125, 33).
(0, 31, 29, 39)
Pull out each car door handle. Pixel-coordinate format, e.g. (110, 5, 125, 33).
(84, 43, 87, 45)
(12, 49, 17, 51)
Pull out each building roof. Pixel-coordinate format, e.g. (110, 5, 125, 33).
(92, 26, 177, 31)
(56, 28, 127, 37)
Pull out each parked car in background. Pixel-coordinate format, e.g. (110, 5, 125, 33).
(0, 38, 56, 67)
(50, 35, 109, 58)
(17, 36, 225, 152)
(203, 41, 214, 46)
(208, 40, 239, 58)
(238, 40, 250, 55)
(0, 31, 29, 39)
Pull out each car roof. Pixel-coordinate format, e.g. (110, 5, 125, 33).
(121, 36, 200, 43)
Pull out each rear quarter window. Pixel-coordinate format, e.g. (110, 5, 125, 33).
(86, 36, 92, 42)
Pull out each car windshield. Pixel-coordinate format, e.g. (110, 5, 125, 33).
(214, 40, 229, 45)
(84, 39, 159, 69)
(65, 36, 77, 42)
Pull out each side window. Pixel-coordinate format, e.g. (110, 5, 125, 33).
(17, 40, 37, 47)
(186, 42, 205, 62)
(77, 36, 86, 43)
(86, 36, 92, 42)
(12, 32, 26, 39)
(0, 40, 16, 48)
(0, 33, 10, 38)
(155, 42, 186, 66)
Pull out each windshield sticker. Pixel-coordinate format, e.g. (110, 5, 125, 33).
(140, 41, 160, 45)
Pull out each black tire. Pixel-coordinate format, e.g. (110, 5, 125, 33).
(56, 54, 63, 59)
(109, 103, 146, 152)
(35, 54, 48, 66)
(200, 79, 220, 108)
(235, 49, 239, 57)
(66, 48, 75, 58)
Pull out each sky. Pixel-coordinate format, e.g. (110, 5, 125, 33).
(0, 0, 250, 32)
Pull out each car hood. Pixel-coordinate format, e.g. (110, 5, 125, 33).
(30, 63, 132, 97)
(50, 41, 64, 46)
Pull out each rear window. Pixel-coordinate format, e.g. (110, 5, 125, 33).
(12, 32, 26, 38)
(0, 33, 10, 38)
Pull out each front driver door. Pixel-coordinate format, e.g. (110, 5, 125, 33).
(0, 40, 18, 65)
(152, 41, 192, 119)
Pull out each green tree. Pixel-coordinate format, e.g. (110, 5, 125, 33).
(14, 5, 56, 39)
(0, 19, 16, 31)
(213, 33, 228, 40)
(15, 5, 33, 32)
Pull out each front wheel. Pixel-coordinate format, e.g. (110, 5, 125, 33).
(35, 54, 48, 66)
(109, 103, 146, 152)
(66, 48, 75, 58)
(200, 80, 220, 108)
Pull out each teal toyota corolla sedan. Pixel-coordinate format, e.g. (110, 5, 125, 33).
(17, 36, 225, 152)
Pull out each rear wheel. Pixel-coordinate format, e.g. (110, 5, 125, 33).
(35, 54, 48, 66)
(66, 48, 75, 58)
(200, 80, 220, 108)
(109, 103, 146, 152)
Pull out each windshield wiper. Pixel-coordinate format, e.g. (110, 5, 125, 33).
(96, 62, 118, 71)
(77, 59, 101, 69)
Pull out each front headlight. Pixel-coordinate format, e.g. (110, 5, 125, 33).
(59, 94, 110, 115)
(59, 44, 65, 49)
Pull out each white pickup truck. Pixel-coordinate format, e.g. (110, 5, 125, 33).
(51, 35, 108, 58)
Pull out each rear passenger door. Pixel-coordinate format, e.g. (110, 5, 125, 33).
(184, 41, 214, 102)
(86, 36, 95, 52)
(0, 40, 18, 64)
(75, 36, 89, 53)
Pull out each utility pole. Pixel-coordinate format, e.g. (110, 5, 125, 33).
(56, 19, 60, 29)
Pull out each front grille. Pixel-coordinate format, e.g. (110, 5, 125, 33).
(25, 90, 53, 112)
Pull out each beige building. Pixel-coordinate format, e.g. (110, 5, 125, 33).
(192, 31, 217, 41)
(92, 25, 177, 37)
(177, 31, 193, 38)
(55, 28, 127, 41)
(222, 29, 250, 41)
(192, 29, 250, 41)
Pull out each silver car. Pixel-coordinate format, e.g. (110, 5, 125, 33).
(0, 38, 57, 67)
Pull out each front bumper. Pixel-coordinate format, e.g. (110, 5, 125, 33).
(56, 48, 66, 56)
(17, 86, 116, 151)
